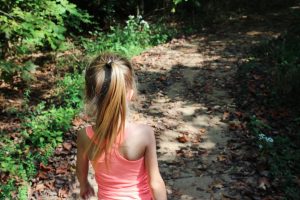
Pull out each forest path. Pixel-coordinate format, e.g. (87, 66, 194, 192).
(35, 10, 290, 200)
(127, 14, 284, 200)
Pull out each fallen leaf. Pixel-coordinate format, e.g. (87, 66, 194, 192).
(192, 134, 201, 143)
(72, 117, 84, 127)
(39, 163, 52, 172)
(37, 171, 47, 179)
(234, 111, 243, 118)
(199, 128, 206, 134)
(63, 142, 72, 151)
(258, 177, 270, 190)
(217, 155, 227, 162)
(159, 75, 167, 81)
(177, 135, 189, 143)
(44, 181, 55, 189)
(228, 122, 241, 130)
(210, 180, 224, 190)
(253, 74, 261, 80)
(222, 111, 230, 121)
(55, 146, 63, 155)
(35, 183, 45, 192)
(58, 188, 68, 198)
(56, 165, 68, 174)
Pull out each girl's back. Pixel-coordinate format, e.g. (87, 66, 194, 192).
(79, 123, 152, 199)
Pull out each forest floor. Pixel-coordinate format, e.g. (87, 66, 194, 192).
(1, 6, 296, 200)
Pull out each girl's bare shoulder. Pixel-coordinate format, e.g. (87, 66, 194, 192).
(129, 123, 153, 133)
(127, 123, 154, 141)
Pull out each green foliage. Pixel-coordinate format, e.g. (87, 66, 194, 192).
(0, 0, 91, 85)
(254, 26, 300, 104)
(18, 185, 28, 200)
(272, 34, 300, 100)
(0, 138, 20, 177)
(0, 72, 83, 198)
(81, 15, 172, 57)
(0, 178, 15, 199)
(0, 0, 91, 53)
(171, 0, 201, 13)
(56, 73, 84, 108)
(22, 105, 76, 148)
(0, 60, 37, 84)
(249, 116, 300, 199)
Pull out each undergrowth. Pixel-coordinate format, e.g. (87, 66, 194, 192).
(238, 24, 300, 199)
(0, 73, 83, 199)
(80, 15, 175, 57)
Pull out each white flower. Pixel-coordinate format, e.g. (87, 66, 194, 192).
(267, 137, 274, 143)
(258, 133, 266, 140)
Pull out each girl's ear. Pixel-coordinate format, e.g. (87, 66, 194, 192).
(127, 89, 134, 101)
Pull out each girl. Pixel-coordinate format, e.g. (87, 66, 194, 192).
(76, 53, 167, 200)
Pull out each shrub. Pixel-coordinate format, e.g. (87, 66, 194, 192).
(81, 15, 172, 57)
(0, 0, 91, 84)
(0, 0, 91, 54)
(0, 60, 37, 84)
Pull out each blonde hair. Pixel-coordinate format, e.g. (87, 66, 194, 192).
(84, 53, 136, 161)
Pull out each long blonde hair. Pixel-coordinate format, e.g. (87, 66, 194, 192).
(84, 53, 136, 161)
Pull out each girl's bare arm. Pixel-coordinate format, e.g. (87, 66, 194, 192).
(76, 129, 94, 199)
(144, 127, 167, 200)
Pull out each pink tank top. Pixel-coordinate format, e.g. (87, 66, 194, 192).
(86, 126, 152, 200)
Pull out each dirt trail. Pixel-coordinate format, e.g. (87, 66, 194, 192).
(128, 19, 283, 199)
(36, 11, 291, 200)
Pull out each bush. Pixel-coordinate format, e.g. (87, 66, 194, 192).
(273, 32, 300, 100)
(249, 116, 300, 199)
(0, 0, 91, 54)
(0, 0, 91, 85)
(255, 26, 300, 103)
(0, 60, 37, 84)
(0, 73, 83, 199)
(81, 15, 172, 57)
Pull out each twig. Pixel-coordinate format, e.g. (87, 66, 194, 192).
(0, 10, 14, 19)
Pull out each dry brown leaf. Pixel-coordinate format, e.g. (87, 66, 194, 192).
(58, 188, 68, 198)
(235, 111, 243, 117)
(253, 74, 262, 80)
(258, 177, 270, 190)
(222, 111, 230, 121)
(199, 128, 206, 134)
(159, 75, 167, 81)
(177, 135, 189, 143)
(63, 142, 72, 151)
(228, 121, 242, 130)
(210, 180, 224, 190)
(37, 171, 47, 179)
(56, 166, 68, 174)
(35, 183, 45, 192)
(39, 163, 52, 172)
(72, 117, 84, 127)
(44, 181, 55, 189)
(217, 155, 227, 162)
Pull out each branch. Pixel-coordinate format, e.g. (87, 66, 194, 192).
(0, 10, 14, 19)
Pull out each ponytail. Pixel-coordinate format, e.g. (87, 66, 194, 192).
(84, 53, 135, 162)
